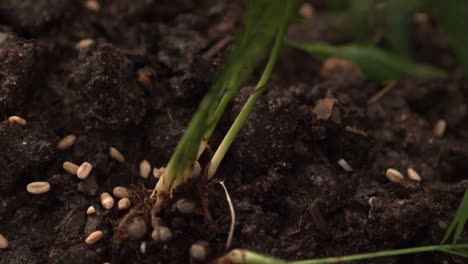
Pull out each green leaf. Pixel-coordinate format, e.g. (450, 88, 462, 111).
(386, 0, 414, 58)
(287, 41, 447, 80)
(442, 188, 468, 245)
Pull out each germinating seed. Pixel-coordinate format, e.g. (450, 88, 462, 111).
(113, 186, 131, 199)
(84, 0, 101, 12)
(139, 160, 151, 179)
(176, 199, 196, 214)
(0, 234, 8, 249)
(8, 116, 27, 126)
(26, 182, 51, 194)
(100, 192, 114, 209)
(118, 198, 131, 210)
(85, 230, 103, 245)
(109, 147, 125, 163)
(77, 162, 92, 179)
(190, 241, 209, 261)
(63, 161, 79, 175)
(152, 226, 172, 241)
(433, 119, 446, 137)
(75, 38, 94, 50)
(407, 168, 422, 182)
(57, 135, 77, 150)
(385, 168, 404, 184)
(126, 217, 147, 240)
(87, 206, 96, 215)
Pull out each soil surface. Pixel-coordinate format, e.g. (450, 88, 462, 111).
(1, 1, 468, 264)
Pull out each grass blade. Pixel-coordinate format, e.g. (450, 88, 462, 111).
(386, 0, 413, 58)
(442, 188, 468, 244)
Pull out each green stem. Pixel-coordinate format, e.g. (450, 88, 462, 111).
(207, 0, 295, 178)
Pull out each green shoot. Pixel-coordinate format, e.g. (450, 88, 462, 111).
(386, 0, 413, 58)
(287, 41, 447, 80)
(442, 188, 468, 245)
(206, 0, 301, 179)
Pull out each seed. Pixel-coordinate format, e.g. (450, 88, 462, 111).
(139, 160, 151, 179)
(192, 161, 201, 178)
(126, 217, 147, 240)
(75, 39, 94, 50)
(26, 182, 50, 194)
(84, 0, 101, 12)
(112, 186, 131, 199)
(57, 135, 77, 150)
(176, 199, 196, 214)
(87, 206, 96, 215)
(153, 167, 165, 179)
(0, 234, 8, 249)
(190, 241, 209, 261)
(385, 168, 404, 184)
(118, 198, 131, 210)
(337, 159, 353, 172)
(8, 116, 27, 126)
(368, 197, 382, 208)
(140, 241, 147, 254)
(85, 230, 103, 245)
(109, 147, 125, 163)
(433, 119, 446, 137)
(151, 226, 172, 242)
(100, 192, 114, 209)
(77, 162, 92, 179)
(63, 161, 79, 175)
(407, 168, 422, 182)
(137, 70, 152, 88)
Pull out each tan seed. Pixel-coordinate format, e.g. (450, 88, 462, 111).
(0, 234, 8, 249)
(110, 147, 125, 163)
(57, 135, 77, 150)
(176, 199, 196, 214)
(75, 39, 94, 50)
(137, 70, 152, 88)
(126, 218, 147, 240)
(100, 192, 114, 209)
(26, 182, 51, 194)
(84, 0, 101, 12)
(151, 226, 172, 241)
(385, 168, 405, 184)
(190, 241, 209, 261)
(139, 160, 151, 179)
(407, 168, 422, 182)
(192, 161, 201, 178)
(112, 186, 131, 199)
(87, 206, 96, 215)
(433, 119, 446, 137)
(77, 162, 92, 179)
(63, 161, 79, 175)
(117, 198, 131, 210)
(85, 230, 103, 245)
(8, 116, 27, 126)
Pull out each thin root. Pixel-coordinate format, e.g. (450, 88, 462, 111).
(219, 181, 235, 249)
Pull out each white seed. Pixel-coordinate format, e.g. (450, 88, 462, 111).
(176, 199, 196, 214)
(87, 206, 96, 215)
(153, 167, 165, 179)
(57, 135, 77, 150)
(337, 159, 353, 172)
(433, 119, 446, 137)
(26, 182, 50, 194)
(118, 198, 131, 210)
(100, 192, 114, 209)
(112, 186, 131, 199)
(110, 147, 125, 163)
(63, 161, 79, 175)
(126, 218, 147, 240)
(140, 241, 147, 254)
(139, 160, 151, 179)
(84, 0, 101, 12)
(151, 226, 172, 241)
(192, 161, 201, 178)
(75, 38, 94, 50)
(8, 116, 27, 126)
(85, 230, 103, 245)
(190, 241, 209, 261)
(0, 234, 8, 249)
(77, 162, 92, 179)
(407, 168, 422, 182)
(385, 168, 405, 184)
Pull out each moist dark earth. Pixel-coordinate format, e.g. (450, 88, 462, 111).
(1, 0, 468, 263)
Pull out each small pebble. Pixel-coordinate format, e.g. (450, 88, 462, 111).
(113, 186, 131, 199)
(190, 241, 209, 261)
(8, 116, 27, 126)
(176, 199, 196, 214)
(85, 230, 103, 245)
(407, 168, 422, 182)
(100, 192, 114, 209)
(139, 160, 151, 179)
(77, 162, 93, 180)
(110, 147, 125, 163)
(26, 182, 50, 194)
(118, 198, 131, 210)
(0, 234, 8, 249)
(63, 161, 79, 175)
(126, 218, 147, 240)
(433, 119, 446, 137)
(84, 0, 101, 12)
(151, 226, 172, 241)
(385, 168, 405, 184)
(57, 135, 77, 150)
(75, 39, 94, 50)
(87, 206, 96, 215)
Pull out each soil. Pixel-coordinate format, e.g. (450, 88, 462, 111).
(1, 1, 468, 264)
